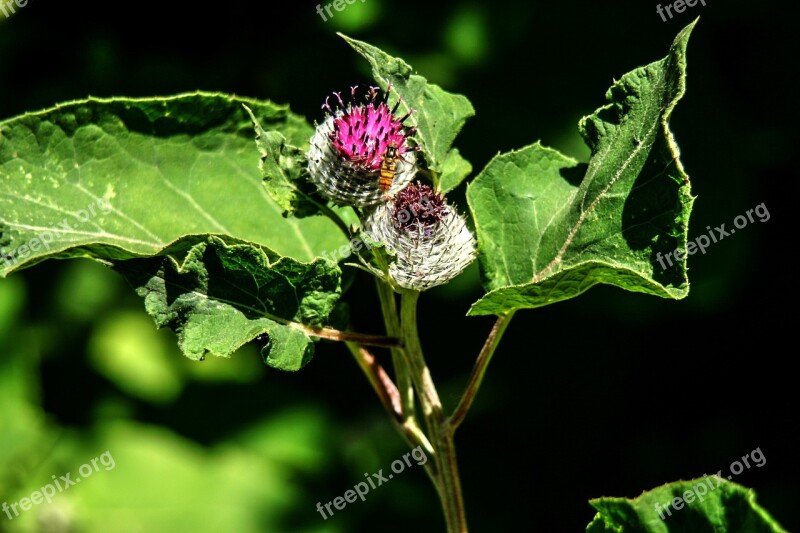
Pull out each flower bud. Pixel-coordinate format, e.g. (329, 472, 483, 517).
(363, 183, 476, 290)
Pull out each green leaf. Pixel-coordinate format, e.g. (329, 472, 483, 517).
(439, 147, 473, 193)
(339, 33, 475, 192)
(244, 104, 322, 218)
(586, 478, 788, 533)
(0, 92, 348, 278)
(467, 21, 696, 316)
(114, 235, 342, 371)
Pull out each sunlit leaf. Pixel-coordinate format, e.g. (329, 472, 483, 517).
(468, 21, 696, 315)
(0, 92, 347, 278)
(587, 477, 788, 533)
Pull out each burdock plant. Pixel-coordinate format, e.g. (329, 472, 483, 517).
(0, 20, 788, 533)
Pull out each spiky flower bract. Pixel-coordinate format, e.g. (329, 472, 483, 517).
(363, 182, 476, 290)
(307, 85, 417, 207)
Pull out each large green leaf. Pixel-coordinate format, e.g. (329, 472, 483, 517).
(467, 21, 696, 316)
(114, 235, 342, 371)
(586, 478, 788, 532)
(340, 34, 475, 193)
(0, 92, 348, 278)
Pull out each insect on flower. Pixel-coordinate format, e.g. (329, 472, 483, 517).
(379, 142, 400, 193)
(307, 85, 419, 206)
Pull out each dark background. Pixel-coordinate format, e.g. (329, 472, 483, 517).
(0, 0, 795, 531)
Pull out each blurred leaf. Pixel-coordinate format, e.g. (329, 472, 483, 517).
(443, 5, 489, 66)
(3, 419, 338, 533)
(325, 0, 381, 32)
(0, 319, 51, 503)
(89, 311, 183, 403)
(0, 92, 348, 278)
(339, 34, 475, 192)
(54, 260, 125, 322)
(232, 408, 329, 473)
(587, 477, 788, 532)
(0, 364, 45, 499)
(467, 21, 696, 316)
(114, 235, 342, 371)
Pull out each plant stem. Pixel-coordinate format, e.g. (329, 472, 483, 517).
(298, 323, 400, 348)
(295, 188, 352, 239)
(362, 281, 515, 532)
(376, 279, 416, 422)
(399, 291, 442, 417)
(346, 341, 402, 418)
(449, 311, 516, 430)
(345, 341, 434, 459)
(400, 290, 468, 533)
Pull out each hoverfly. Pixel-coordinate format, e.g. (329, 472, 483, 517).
(379, 142, 400, 193)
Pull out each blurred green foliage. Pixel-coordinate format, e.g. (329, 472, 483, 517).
(0, 263, 339, 532)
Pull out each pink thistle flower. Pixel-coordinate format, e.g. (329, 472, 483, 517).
(307, 85, 418, 206)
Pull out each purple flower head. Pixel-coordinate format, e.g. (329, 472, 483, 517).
(329, 86, 415, 172)
(307, 85, 418, 206)
(364, 182, 476, 291)
(390, 183, 447, 233)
